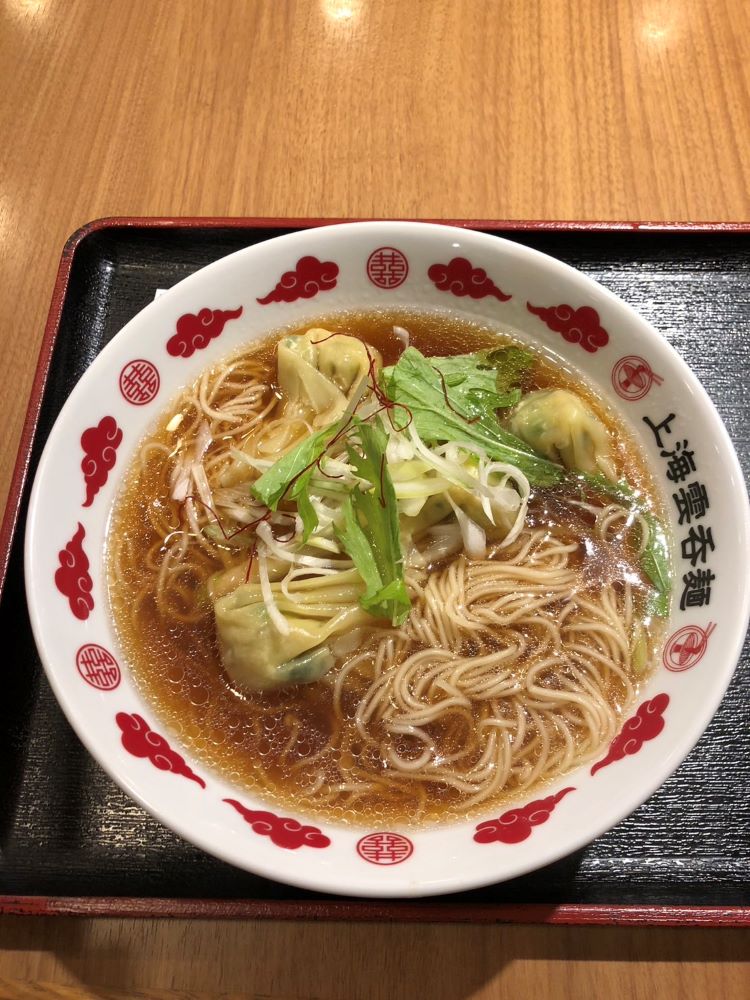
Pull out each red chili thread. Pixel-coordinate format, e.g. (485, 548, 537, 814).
(433, 365, 480, 424)
(278, 411, 358, 506)
(244, 539, 258, 582)
(315, 454, 344, 480)
(309, 332, 345, 345)
(180, 500, 294, 581)
(270, 512, 297, 543)
(171, 337, 419, 577)
(364, 344, 412, 433)
(378, 454, 387, 508)
(181, 494, 271, 543)
(271, 343, 415, 511)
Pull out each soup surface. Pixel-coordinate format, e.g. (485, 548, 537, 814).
(109, 310, 668, 826)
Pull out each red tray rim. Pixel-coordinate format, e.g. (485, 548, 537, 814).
(2, 895, 749, 926)
(3, 216, 749, 926)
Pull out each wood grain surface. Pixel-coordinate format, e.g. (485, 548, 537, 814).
(1, 0, 749, 997)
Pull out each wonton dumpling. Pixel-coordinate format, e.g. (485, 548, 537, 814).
(402, 489, 517, 546)
(316, 335, 373, 395)
(222, 330, 381, 485)
(450, 486, 518, 540)
(213, 567, 371, 690)
(278, 332, 347, 428)
(508, 389, 616, 481)
(208, 557, 287, 600)
(277, 330, 380, 428)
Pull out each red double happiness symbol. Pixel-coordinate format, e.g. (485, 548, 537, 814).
(611, 355, 664, 401)
(663, 622, 716, 673)
(366, 247, 409, 289)
(76, 644, 121, 691)
(356, 831, 413, 866)
(119, 359, 160, 406)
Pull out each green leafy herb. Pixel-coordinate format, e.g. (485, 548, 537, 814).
(344, 416, 389, 486)
(335, 417, 410, 625)
(428, 354, 522, 412)
(479, 345, 535, 395)
(579, 473, 635, 507)
(640, 514, 671, 617)
(288, 469, 318, 542)
(580, 473, 673, 616)
(381, 347, 563, 486)
(250, 419, 343, 537)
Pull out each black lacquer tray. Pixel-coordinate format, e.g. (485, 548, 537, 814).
(1, 219, 748, 925)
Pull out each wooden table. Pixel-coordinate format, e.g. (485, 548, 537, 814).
(1, 1, 748, 997)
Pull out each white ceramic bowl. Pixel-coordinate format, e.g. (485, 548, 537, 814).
(25, 222, 750, 897)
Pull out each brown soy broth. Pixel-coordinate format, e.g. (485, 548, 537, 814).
(108, 310, 663, 826)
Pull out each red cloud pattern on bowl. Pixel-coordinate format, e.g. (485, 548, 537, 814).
(257, 256, 339, 305)
(54, 523, 94, 620)
(473, 787, 575, 844)
(116, 712, 206, 788)
(591, 694, 670, 775)
(427, 257, 511, 301)
(166, 307, 243, 358)
(81, 416, 123, 507)
(224, 798, 331, 850)
(527, 302, 609, 353)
